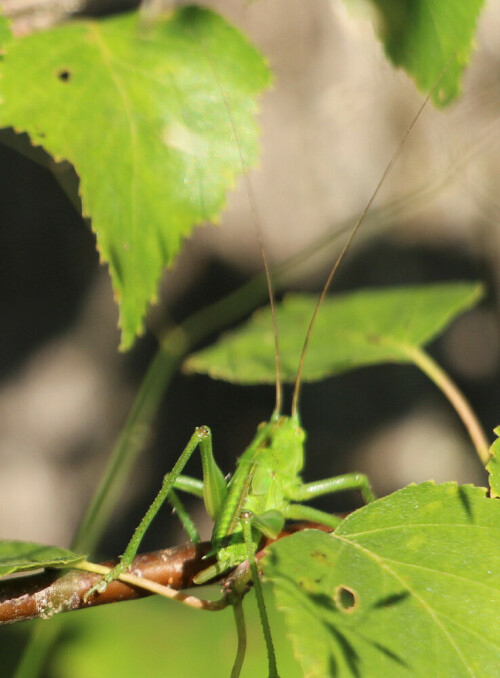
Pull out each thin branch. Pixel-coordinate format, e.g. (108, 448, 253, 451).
(406, 345, 491, 465)
(0, 523, 332, 625)
(0, 541, 214, 624)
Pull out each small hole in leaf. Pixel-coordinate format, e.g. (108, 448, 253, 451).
(334, 585, 357, 612)
(57, 69, 72, 82)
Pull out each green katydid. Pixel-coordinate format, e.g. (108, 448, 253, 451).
(82, 13, 451, 674)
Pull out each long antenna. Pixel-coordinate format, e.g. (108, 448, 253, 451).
(140, 2, 283, 414)
(232, 151, 283, 418)
(197, 36, 283, 416)
(291, 60, 455, 418)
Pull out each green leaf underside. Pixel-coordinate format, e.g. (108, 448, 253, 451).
(0, 540, 86, 576)
(185, 282, 483, 384)
(366, 0, 484, 106)
(0, 8, 271, 349)
(264, 482, 500, 677)
(486, 426, 500, 498)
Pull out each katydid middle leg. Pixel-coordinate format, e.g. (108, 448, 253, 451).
(168, 490, 200, 543)
(168, 470, 235, 541)
(84, 426, 226, 600)
(284, 472, 376, 528)
(167, 476, 206, 541)
(290, 472, 376, 504)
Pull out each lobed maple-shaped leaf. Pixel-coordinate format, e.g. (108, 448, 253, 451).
(0, 7, 271, 348)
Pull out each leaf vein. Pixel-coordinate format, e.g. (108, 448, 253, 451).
(334, 534, 476, 676)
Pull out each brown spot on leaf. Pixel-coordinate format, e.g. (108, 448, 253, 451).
(310, 551, 328, 563)
(57, 69, 72, 82)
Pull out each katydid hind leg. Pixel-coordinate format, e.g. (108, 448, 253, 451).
(84, 425, 224, 600)
(199, 427, 228, 520)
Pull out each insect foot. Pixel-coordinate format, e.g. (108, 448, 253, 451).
(195, 424, 211, 439)
(355, 474, 376, 504)
(83, 562, 127, 602)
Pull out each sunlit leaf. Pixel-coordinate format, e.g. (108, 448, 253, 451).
(365, 0, 484, 105)
(185, 282, 483, 383)
(0, 15, 12, 48)
(265, 482, 500, 677)
(0, 7, 270, 348)
(487, 425, 500, 499)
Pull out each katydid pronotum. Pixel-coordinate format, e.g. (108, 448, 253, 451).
(80, 20, 454, 677)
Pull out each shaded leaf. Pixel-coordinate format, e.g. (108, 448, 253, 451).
(366, 0, 484, 105)
(0, 7, 270, 348)
(264, 482, 500, 677)
(0, 540, 86, 576)
(486, 425, 500, 499)
(185, 282, 483, 384)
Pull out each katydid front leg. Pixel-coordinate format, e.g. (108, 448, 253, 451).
(240, 511, 279, 678)
(84, 426, 226, 600)
(223, 510, 281, 678)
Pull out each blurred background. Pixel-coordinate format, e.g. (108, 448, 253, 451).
(1, 0, 499, 674)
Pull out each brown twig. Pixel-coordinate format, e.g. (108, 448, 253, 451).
(0, 541, 214, 624)
(0, 523, 333, 625)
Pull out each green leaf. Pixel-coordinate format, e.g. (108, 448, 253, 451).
(185, 282, 483, 384)
(365, 0, 484, 105)
(486, 426, 500, 499)
(0, 8, 271, 349)
(264, 482, 500, 677)
(0, 15, 12, 49)
(0, 540, 86, 576)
